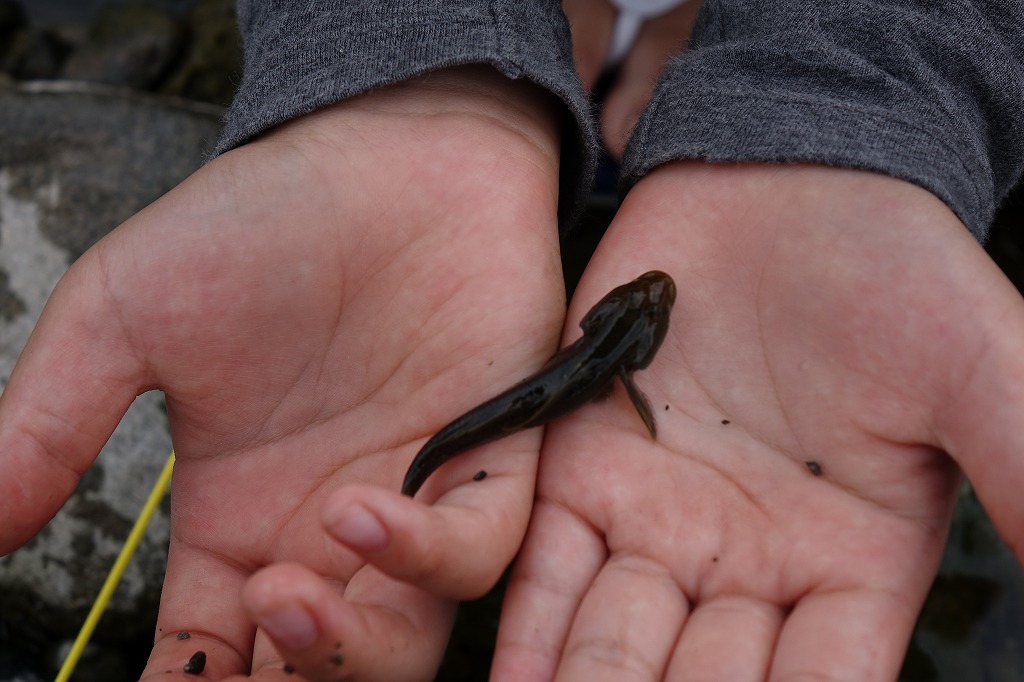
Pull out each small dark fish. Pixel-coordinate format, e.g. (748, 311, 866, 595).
(402, 271, 676, 496)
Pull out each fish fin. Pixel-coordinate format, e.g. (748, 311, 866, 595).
(619, 368, 656, 438)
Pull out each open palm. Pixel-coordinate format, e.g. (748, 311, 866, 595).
(494, 162, 1024, 681)
(0, 67, 565, 681)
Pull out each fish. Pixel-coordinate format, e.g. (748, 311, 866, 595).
(402, 270, 676, 496)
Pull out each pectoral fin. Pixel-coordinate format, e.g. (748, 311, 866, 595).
(619, 368, 656, 438)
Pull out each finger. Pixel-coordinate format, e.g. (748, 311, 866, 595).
(141, 542, 255, 679)
(601, 2, 700, 157)
(141, 634, 246, 681)
(663, 595, 782, 681)
(0, 256, 144, 553)
(562, 0, 616, 89)
(770, 588, 919, 680)
(553, 553, 688, 682)
(243, 562, 454, 682)
(321, 446, 535, 600)
(490, 501, 606, 682)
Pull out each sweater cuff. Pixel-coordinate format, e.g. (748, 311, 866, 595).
(622, 0, 1024, 241)
(214, 1, 597, 229)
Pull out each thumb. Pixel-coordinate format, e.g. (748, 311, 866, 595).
(321, 453, 536, 601)
(936, 252, 1024, 562)
(0, 250, 146, 554)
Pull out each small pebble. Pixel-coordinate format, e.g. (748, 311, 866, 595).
(721, 419, 730, 425)
(472, 470, 487, 481)
(805, 461, 822, 476)
(177, 631, 190, 640)
(183, 651, 206, 675)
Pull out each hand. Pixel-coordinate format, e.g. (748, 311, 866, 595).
(562, 0, 702, 157)
(0, 66, 565, 681)
(492, 162, 1024, 680)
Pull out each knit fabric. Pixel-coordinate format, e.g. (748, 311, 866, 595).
(217, 0, 1023, 238)
(214, 0, 598, 226)
(623, 0, 1024, 239)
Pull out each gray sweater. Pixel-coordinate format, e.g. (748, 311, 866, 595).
(216, 0, 1023, 240)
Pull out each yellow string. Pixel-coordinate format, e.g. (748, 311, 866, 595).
(54, 451, 175, 682)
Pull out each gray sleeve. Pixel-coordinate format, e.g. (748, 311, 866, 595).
(622, 0, 1024, 240)
(214, 0, 597, 228)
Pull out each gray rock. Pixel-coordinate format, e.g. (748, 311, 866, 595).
(19, 1, 194, 28)
(0, 80, 222, 673)
(0, 0, 24, 37)
(1, 26, 70, 80)
(60, 3, 183, 90)
(159, 0, 241, 106)
(904, 482, 1024, 680)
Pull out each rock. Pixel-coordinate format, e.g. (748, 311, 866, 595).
(1, 26, 71, 80)
(902, 482, 1024, 680)
(0, 81, 222, 680)
(160, 0, 241, 106)
(0, 0, 240, 108)
(60, 3, 183, 90)
(0, 0, 24, 38)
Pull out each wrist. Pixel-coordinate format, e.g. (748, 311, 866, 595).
(253, 65, 562, 188)
(612, 161, 966, 269)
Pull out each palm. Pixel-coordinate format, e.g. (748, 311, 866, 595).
(0, 69, 565, 680)
(495, 162, 1024, 681)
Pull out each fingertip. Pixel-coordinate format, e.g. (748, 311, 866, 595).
(323, 486, 455, 591)
(0, 425, 86, 554)
(0, 261, 145, 553)
(243, 565, 358, 678)
(323, 499, 391, 554)
(246, 570, 323, 652)
(243, 562, 452, 682)
(322, 484, 517, 600)
(321, 485, 406, 553)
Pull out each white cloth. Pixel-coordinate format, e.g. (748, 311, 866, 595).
(606, 0, 690, 65)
